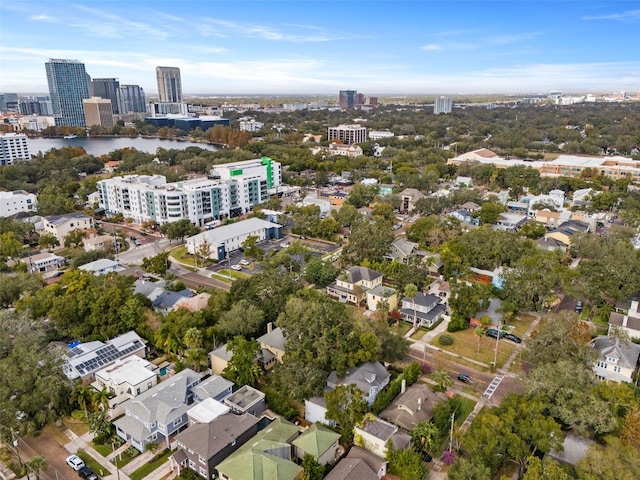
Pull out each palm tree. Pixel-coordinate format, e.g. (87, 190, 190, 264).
(474, 326, 484, 354)
(92, 388, 111, 412)
(404, 283, 418, 328)
(411, 420, 439, 453)
(431, 369, 453, 392)
(25, 456, 47, 480)
(70, 385, 90, 421)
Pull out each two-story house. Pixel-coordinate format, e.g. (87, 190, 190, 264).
(354, 416, 411, 459)
(114, 368, 203, 451)
(592, 336, 640, 383)
(399, 291, 446, 328)
(92, 355, 159, 418)
(325, 446, 388, 480)
(306, 361, 390, 426)
(216, 418, 302, 480)
(257, 325, 286, 371)
(41, 212, 94, 244)
(171, 412, 260, 480)
(23, 252, 66, 273)
(326, 266, 383, 305)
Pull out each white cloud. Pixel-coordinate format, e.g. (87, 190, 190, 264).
(582, 9, 640, 22)
(421, 44, 442, 51)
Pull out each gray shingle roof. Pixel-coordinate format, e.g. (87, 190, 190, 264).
(175, 412, 259, 458)
(402, 291, 441, 309)
(345, 266, 382, 284)
(593, 336, 640, 369)
(327, 361, 390, 393)
(192, 375, 234, 401)
(257, 327, 286, 352)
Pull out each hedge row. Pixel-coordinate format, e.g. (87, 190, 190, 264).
(372, 362, 422, 414)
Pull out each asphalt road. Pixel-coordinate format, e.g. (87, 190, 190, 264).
(178, 271, 231, 291)
(18, 434, 75, 480)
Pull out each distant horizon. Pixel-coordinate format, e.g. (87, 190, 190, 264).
(2, 1, 639, 94)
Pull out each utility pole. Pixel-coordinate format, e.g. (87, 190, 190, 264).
(493, 321, 501, 371)
(449, 412, 455, 452)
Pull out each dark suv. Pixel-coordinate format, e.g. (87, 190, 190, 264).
(458, 373, 473, 383)
(485, 329, 504, 339)
(504, 333, 522, 344)
(78, 467, 98, 480)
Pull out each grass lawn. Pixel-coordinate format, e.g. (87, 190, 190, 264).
(506, 313, 536, 338)
(216, 269, 251, 281)
(430, 395, 477, 456)
(113, 447, 139, 469)
(43, 424, 69, 446)
(62, 415, 89, 436)
(92, 442, 112, 457)
(129, 449, 173, 480)
(432, 329, 516, 369)
(391, 322, 412, 337)
(76, 450, 107, 477)
(171, 245, 213, 268)
(411, 327, 429, 340)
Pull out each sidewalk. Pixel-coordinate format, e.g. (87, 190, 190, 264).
(64, 430, 131, 480)
(500, 313, 541, 373)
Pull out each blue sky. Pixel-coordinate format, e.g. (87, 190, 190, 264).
(1, 1, 639, 95)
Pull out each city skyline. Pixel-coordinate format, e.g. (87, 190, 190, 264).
(1, 1, 639, 95)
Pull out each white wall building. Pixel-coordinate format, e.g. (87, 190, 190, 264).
(97, 158, 282, 226)
(368, 130, 395, 140)
(434, 96, 452, 114)
(328, 124, 367, 144)
(0, 190, 37, 217)
(0, 133, 31, 166)
(239, 119, 264, 132)
(185, 217, 283, 260)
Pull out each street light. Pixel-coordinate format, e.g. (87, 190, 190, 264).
(0, 425, 25, 473)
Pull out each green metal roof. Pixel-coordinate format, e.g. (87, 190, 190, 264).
(291, 423, 340, 458)
(216, 418, 302, 480)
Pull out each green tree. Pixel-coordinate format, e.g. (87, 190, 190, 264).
(183, 327, 206, 371)
(523, 456, 570, 480)
(70, 385, 91, 420)
(448, 457, 493, 480)
(303, 258, 339, 287)
(242, 235, 264, 262)
(325, 384, 368, 443)
(25, 456, 47, 480)
(575, 437, 640, 480)
(301, 453, 325, 480)
(223, 336, 263, 387)
(64, 229, 86, 248)
(37, 233, 60, 251)
(386, 446, 428, 480)
(475, 201, 505, 224)
(159, 219, 200, 243)
(343, 218, 395, 265)
(216, 300, 265, 340)
(141, 251, 170, 275)
(0, 231, 23, 259)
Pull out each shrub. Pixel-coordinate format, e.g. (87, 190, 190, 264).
(266, 392, 297, 420)
(447, 313, 468, 332)
(403, 362, 421, 385)
(439, 334, 454, 346)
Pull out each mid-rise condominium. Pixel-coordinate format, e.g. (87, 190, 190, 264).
(0, 133, 31, 166)
(328, 124, 367, 144)
(118, 85, 146, 113)
(83, 97, 114, 128)
(91, 78, 120, 114)
(155, 66, 182, 103)
(0, 190, 38, 217)
(97, 157, 281, 226)
(434, 96, 452, 114)
(45, 59, 90, 127)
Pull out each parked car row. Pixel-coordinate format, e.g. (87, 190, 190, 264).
(66, 455, 98, 480)
(485, 329, 522, 344)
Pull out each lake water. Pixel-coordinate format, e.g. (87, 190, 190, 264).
(28, 136, 218, 156)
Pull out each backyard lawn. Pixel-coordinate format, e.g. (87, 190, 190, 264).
(432, 329, 516, 369)
(171, 245, 213, 268)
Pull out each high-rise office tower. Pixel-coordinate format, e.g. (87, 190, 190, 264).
(155, 66, 182, 103)
(83, 97, 114, 128)
(339, 90, 357, 110)
(118, 85, 146, 113)
(45, 59, 90, 127)
(91, 78, 120, 114)
(434, 96, 452, 114)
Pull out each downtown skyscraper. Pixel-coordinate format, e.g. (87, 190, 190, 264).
(91, 78, 120, 114)
(45, 59, 90, 127)
(155, 66, 182, 103)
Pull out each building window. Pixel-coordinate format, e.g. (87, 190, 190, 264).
(188, 460, 196, 469)
(199, 456, 206, 464)
(199, 467, 207, 477)
(174, 417, 182, 427)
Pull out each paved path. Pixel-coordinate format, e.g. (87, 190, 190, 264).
(64, 430, 131, 480)
(501, 313, 541, 373)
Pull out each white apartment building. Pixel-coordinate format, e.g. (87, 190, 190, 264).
(0, 190, 37, 217)
(0, 133, 31, 166)
(97, 157, 282, 226)
(328, 124, 367, 145)
(369, 130, 395, 140)
(239, 119, 264, 132)
(434, 96, 452, 114)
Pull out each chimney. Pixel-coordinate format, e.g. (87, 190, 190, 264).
(267, 322, 273, 334)
(417, 398, 422, 411)
(631, 301, 639, 315)
(401, 378, 406, 394)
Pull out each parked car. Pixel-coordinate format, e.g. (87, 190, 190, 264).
(66, 455, 85, 471)
(78, 467, 98, 480)
(299, 236, 306, 240)
(485, 329, 504, 339)
(575, 301, 583, 313)
(239, 259, 251, 266)
(457, 373, 473, 384)
(133, 238, 142, 246)
(504, 333, 522, 344)
(231, 264, 243, 271)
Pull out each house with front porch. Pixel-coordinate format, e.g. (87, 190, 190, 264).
(592, 336, 640, 383)
(114, 368, 203, 452)
(399, 291, 446, 328)
(326, 266, 383, 305)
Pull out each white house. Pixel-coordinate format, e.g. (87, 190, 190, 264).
(78, 258, 125, 276)
(92, 355, 159, 418)
(0, 190, 37, 217)
(23, 252, 65, 273)
(326, 266, 383, 305)
(592, 336, 640, 383)
(42, 212, 94, 243)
